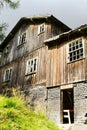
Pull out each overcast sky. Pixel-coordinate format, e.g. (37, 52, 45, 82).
(0, 0, 87, 35)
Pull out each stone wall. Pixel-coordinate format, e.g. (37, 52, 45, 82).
(23, 85, 47, 114)
(74, 82, 87, 124)
(46, 86, 60, 124)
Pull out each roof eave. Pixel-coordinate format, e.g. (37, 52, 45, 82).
(44, 25, 87, 46)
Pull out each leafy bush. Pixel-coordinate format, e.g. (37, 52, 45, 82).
(0, 95, 60, 130)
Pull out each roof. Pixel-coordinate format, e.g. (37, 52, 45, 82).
(1, 14, 71, 49)
(44, 24, 87, 45)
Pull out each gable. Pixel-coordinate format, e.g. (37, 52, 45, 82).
(1, 15, 71, 50)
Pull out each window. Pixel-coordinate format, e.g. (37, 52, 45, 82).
(18, 32, 27, 46)
(26, 57, 38, 75)
(4, 68, 13, 81)
(38, 23, 45, 35)
(68, 38, 84, 62)
(4, 45, 10, 54)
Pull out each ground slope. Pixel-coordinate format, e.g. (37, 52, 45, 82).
(0, 95, 60, 130)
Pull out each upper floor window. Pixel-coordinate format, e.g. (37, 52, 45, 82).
(18, 32, 27, 46)
(38, 23, 45, 35)
(68, 38, 84, 62)
(4, 68, 13, 81)
(26, 57, 38, 75)
(4, 45, 10, 54)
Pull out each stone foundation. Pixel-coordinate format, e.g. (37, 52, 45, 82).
(46, 86, 60, 124)
(74, 82, 87, 124)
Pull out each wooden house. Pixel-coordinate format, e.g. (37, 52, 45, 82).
(0, 14, 87, 125)
(0, 14, 70, 122)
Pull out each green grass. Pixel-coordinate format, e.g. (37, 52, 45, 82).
(0, 95, 60, 130)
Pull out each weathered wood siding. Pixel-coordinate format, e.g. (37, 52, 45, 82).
(46, 37, 86, 87)
(0, 20, 70, 89)
(0, 46, 48, 88)
(24, 46, 48, 86)
(84, 37, 87, 80)
(1, 23, 51, 66)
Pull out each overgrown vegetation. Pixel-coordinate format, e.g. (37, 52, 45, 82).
(0, 95, 60, 130)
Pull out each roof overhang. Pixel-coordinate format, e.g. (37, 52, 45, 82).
(44, 24, 87, 46)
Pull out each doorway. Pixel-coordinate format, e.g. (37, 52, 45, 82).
(62, 88, 74, 124)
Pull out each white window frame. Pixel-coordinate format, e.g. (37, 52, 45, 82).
(67, 37, 85, 63)
(38, 23, 45, 35)
(17, 32, 27, 46)
(26, 57, 38, 75)
(3, 67, 13, 82)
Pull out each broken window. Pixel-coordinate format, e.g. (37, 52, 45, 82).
(26, 57, 38, 75)
(68, 38, 84, 62)
(18, 32, 27, 46)
(4, 45, 10, 54)
(38, 23, 45, 35)
(4, 68, 13, 81)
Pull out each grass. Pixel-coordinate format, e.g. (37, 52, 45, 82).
(0, 95, 60, 130)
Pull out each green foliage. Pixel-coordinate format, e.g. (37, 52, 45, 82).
(0, 23, 7, 43)
(0, 95, 60, 130)
(0, 0, 19, 9)
(0, 0, 19, 42)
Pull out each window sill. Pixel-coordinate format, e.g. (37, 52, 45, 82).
(67, 57, 85, 64)
(2, 80, 10, 83)
(2, 80, 10, 86)
(38, 31, 44, 36)
(17, 42, 26, 48)
(25, 72, 36, 76)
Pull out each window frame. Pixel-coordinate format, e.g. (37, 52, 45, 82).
(38, 23, 45, 35)
(25, 57, 38, 75)
(67, 37, 85, 63)
(17, 31, 27, 47)
(3, 67, 13, 82)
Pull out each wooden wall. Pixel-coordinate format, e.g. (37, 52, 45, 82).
(0, 20, 71, 89)
(0, 46, 48, 88)
(46, 37, 86, 87)
(1, 23, 51, 66)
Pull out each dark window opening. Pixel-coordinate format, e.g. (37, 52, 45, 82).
(62, 89, 74, 124)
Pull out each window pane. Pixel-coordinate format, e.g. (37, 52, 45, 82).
(73, 46, 75, 50)
(70, 57, 72, 61)
(77, 55, 79, 59)
(70, 53, 72, 57)
(73, 56, 76, 61)
(69, 48, 71, 52)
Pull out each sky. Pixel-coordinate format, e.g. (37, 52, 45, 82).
(1, 0, 87, 35)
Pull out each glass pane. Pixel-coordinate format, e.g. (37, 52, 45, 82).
(73, 42, 75, 47)
(73, 46, 75, 50)
(70, 53, 72, 57)
(70, 57, 72, 61)
(69, 44, 71, 48)
(77, 55, 79, 59)
(73, 56, 76, 61)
